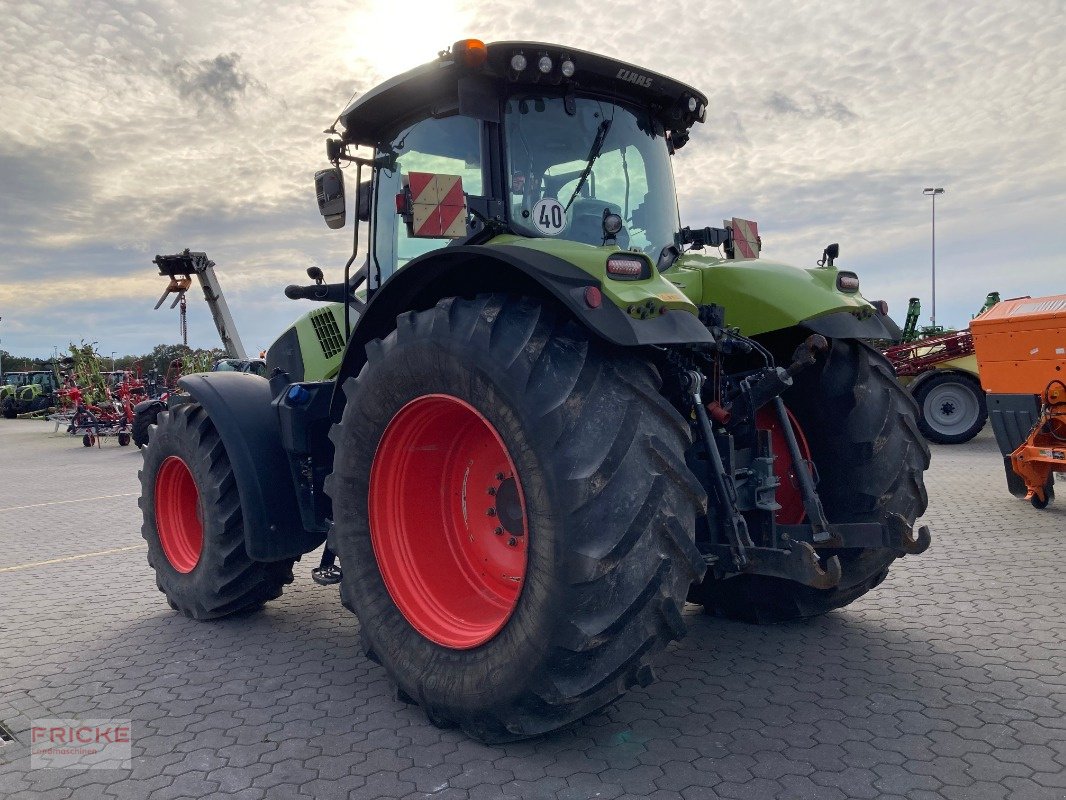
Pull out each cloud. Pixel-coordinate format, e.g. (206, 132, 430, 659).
(169, 53, 259, 113)
(0, 0, 1063, 357)
(765, 90, 858, 122)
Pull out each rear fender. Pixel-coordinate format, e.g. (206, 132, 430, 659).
(676, 254, 894, 338)
(176, 372, 324, 561)
(329, 244, 714, 420)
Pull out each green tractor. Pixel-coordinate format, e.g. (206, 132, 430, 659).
(0, 372, 30, 405)
(140, 40, 930, 742)
(1, 369, 59, 418)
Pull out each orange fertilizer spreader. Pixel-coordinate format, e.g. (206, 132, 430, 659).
(971, 293, 1066, 508)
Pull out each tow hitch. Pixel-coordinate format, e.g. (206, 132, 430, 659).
(687, 337, 932, 590)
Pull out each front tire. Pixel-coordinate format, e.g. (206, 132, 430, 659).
(139, 403, 294, 619)
(132, 402, 165, 448)
(695, 338, 930, 623)
(913, 371, 987, 444)
(325, 295, 706, 742)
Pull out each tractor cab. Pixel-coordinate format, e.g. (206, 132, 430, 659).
(2, 372, 29, 388)
(27, 371, 58, 393)
(322, 40, 708, 289)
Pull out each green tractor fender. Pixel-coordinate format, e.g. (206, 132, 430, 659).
(328, 243, 714, 419)
(669, 255, 900, 341)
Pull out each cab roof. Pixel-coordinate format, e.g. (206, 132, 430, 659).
(337, 40, 708, 147)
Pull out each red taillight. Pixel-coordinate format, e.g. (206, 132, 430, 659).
(584, 286, 602, 308)
(606, 255, 648, 280)
(395, 192, 406, 213)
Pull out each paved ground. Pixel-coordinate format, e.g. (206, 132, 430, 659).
(0, 419, 1064, 800)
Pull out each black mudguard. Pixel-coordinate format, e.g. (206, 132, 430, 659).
(133, 398, 166, 415)
(177, 372, 324, 561)
(330, 244, 714, 419)
(801, 309, 902, 341)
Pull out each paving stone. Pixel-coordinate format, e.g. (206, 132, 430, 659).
(2, 420, 1065, 800)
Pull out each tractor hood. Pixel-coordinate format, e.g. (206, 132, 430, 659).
(338, 40, 708, 147)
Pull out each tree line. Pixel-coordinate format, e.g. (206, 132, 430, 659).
(1, 343, 226, 379)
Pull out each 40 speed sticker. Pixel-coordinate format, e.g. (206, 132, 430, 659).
(531, 197, 566, 236)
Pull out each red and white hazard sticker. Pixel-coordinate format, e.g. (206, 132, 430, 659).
(729, 218, 760, 259)
(405, 172, 468, 238)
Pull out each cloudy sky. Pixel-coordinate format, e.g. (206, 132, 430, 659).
(1, 0, 1063, 358)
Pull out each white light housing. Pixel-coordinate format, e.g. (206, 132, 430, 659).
(510, 53, 527, 72)
(537, 55, 552, 74)
(697, 103, 706, 120)
(687, 96, 698, 112)
(560, 59, 575, 78)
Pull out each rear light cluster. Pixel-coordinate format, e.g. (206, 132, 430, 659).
(509, 49, 576, 83)
(836, 271, 860, 293)
(605, 254, 649, 281)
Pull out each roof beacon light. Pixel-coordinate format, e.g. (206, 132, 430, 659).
(560, 58, 576, 78)
(453, 39, 488, 69)
(510, 53, 528, 72)
(687, 96, 698, 113)
(537, 55, 553, 74)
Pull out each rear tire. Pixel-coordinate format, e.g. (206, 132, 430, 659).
(694, 338, 930, 623)
(913, 371, 987, 444)
(139, 403, 295, 619)
(325, 295, 706, 742)
(1, 400, 16, 419)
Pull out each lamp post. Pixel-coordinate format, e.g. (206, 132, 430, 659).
(111, 351, 117, 372)
(923, 187, 945, 329)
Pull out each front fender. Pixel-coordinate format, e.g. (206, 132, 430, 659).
(671, 255, 883, 337)
(177, 372, 322, 561)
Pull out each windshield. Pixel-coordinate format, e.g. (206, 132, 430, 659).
(505, 95, 680, 255)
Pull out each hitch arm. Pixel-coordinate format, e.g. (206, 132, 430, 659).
(774, 335, 832, 543)
(687, 370, 753, 568)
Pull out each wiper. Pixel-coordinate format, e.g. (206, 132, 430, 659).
(563, 118, 613, 212)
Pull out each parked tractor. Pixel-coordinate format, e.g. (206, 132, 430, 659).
(1, 369, 60, 419)
(0, 372, 30, 404)
(139, 40, 930, 742)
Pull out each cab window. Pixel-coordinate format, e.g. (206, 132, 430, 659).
(372, 115, 483, 286)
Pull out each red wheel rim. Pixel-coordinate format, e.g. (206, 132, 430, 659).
(369, 394, 528, 649)
(155, 456, 204, 573)
(756, 406, 813, 525)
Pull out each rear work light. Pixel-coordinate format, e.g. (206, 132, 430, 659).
(606, 254, 650, 280)
(836, 271, 860, 293)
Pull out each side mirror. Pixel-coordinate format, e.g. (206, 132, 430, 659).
(356, 179, 373, 222)
(315, 168, 346, 229)
(306, 266, 324, 284)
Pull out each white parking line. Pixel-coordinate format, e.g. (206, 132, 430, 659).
(0, 493, 138, 513)
(0, 544, 147, 573)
